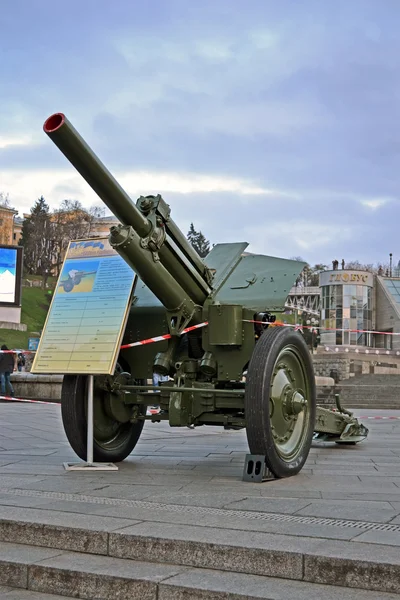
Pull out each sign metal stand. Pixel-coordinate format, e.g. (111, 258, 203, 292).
(30, 237, 137, 474)
(64, 375, 118, 471)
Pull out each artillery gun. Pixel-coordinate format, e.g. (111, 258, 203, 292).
(43, 113, 368, 479)
(59, 269, 97, 293)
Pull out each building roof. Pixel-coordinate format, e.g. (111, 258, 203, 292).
(382, 279, 400, 310)
(0, 205, 18, 215)
(95, 215, 118, 222)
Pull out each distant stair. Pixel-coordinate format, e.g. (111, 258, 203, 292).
(338, 374, 400, 409)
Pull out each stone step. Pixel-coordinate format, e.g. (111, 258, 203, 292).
(343, 398, 399, 404)
(341, 386, 400, 391)
(327, 398, 399, 405)
(345, 400, 391, 403)
(0, 517, 400, 596)
(348, 404, 400, 409)
(342, 396, 400, 401)
(346, 376, 400, 382)
(343, 396, 400, 401)
(349, 407, 400, 411)
(344, 403, 400, 408)
(342, 395, 400, 398)
(0, 586, 77, 599)
(0, 541, 400, 600)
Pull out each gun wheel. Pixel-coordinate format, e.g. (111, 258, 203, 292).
(245, 327, 316, 478)
(62, 280, 74, 293)
(61, 364, 145, 462)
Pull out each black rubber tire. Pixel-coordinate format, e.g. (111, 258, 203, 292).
(245, 327, 316, 478)
(61, 374, 145, 462)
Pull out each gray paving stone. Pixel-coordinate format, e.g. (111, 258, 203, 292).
(295, 499, 399, 522)
(310, 466, 382, 475)
(0, 449, 58, 456)
(1, 501, 360, 540)
(321, 491, 400, 501)
(150, 491, 253, 508)
(29, 499, 118, 515)
(224, 497, 312, 514)
(387, 515, 400, 524)
(0, 503, 141, 529)
(81, 483, 182, 499)
(351, 529, 400, 546)
(259, 488, 322, 498)
(0, 465, 63, 475)
(0, 475, 47, 487)
(159, 568, 400, 600)
(0, 494, 58, 509)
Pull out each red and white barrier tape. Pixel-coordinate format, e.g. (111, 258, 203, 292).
(4, 318, 400, 357)
(0, 350, 35, 354)
(0, 395, 161, 412)
(0, 395, 54, 405)
(359, 416, 400, 420)
(244, 320, 400, 337)
(120, 322, 208, 349)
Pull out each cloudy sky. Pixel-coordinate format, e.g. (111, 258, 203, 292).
(1, 0, 399, 266)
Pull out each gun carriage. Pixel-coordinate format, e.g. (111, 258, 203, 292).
(43, 113, 368, 479)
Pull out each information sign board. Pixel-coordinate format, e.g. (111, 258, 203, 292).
(31, 237, 136, 375)
(28, 337, 40, 351)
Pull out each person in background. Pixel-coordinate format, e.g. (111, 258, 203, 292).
(17, 353, 25, 372)
(0, 344, 16, 397)
(153, 372, 169, 387)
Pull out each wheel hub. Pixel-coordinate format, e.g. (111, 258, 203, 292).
(284, 389, 306, 416)
(103, 392, 132, 423)
(101, 372, 133, 424)
(270, 352, 309, 455)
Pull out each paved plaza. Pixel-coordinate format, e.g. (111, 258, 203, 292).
(0, 402, 400, 598)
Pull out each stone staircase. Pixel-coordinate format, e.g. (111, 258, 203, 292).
(0, 515, 400, 599)
(338, 374, 400, 409)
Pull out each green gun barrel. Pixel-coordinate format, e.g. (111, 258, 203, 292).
(43, 113, 209, 325)
(43, 114, 150, 236)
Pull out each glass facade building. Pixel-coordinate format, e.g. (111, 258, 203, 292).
(319, 271, 373, 347)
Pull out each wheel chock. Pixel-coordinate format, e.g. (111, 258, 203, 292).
(242, 454, 276, 482)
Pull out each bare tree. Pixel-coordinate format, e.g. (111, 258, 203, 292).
(344, 260, 374, 272)
(0, 192, 10, 208)
(51, 199, 92, 276)
(87, 204, 106, 237)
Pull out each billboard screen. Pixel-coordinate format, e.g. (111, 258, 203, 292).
(0, 245, 23, 307)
